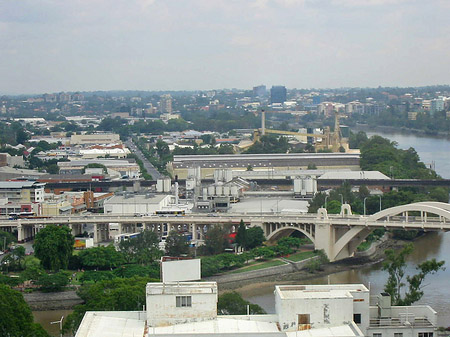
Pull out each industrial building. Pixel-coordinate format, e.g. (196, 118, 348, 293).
(103, 194, 173, 215)
(70, 133, 121, 145)
(169, 153, 360, 179)
(58, 159, 140, 178)
(75, 282, 437, 337)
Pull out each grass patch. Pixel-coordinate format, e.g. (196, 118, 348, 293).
(357, 241, 371, 251)
(230, 259, 287, 274)
(284, 251, 316, 262)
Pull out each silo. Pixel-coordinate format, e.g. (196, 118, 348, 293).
(231, 186, 238, 197)
(208, 185, 215, 196)
(223, 186, 230, 196)
(156, 179, 163, 192)
(216, 185, 223, 196)
(163, 178, 171, 192)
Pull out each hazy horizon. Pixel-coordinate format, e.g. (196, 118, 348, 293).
(1, 0, 450, 94)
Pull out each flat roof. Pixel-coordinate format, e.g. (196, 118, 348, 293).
(105, 194, 169, 205)
(146, 281, 217, 295)
(276, 284, 369, 300)
(319, 171, 390, 180)
(172, 153, 360, 169)
(151, 316, 280, 334)
(75, 311, 146, 337)
(0, 181, 45, 189)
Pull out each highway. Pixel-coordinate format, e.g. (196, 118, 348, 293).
(0, 212, 447, 230)
(125, 139, 163, 180)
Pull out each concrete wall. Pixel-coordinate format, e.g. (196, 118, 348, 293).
(146, 283, 218, 327)
(204, 256, 318, 285)
(276, 295, 354, 331)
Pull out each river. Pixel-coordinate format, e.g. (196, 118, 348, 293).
(363, 129, 450, 179)
(244, 130, 450, 327)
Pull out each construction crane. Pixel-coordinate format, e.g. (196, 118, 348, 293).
(249, 109, 347, 152)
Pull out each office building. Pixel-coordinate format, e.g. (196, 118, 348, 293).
(270, 86, 287, 104)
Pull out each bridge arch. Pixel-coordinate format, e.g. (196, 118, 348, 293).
(266, 224, 315, 244)
(368, 202, 450, 222)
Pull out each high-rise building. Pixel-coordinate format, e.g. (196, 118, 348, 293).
(160, 94, 173, 113)
(253, 85, 266, 97)
(270, 86, 287, 104)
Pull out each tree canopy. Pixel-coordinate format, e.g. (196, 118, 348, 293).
(165, 231, 189, 257)
(0, 285, 50, 337)
(33, 225, 74, 271)
(118, 230, 162, 264)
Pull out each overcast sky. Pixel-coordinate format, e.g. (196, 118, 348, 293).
(1, 0, 449, 94)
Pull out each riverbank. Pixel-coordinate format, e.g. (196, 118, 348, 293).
(24, 290, 83, 311)
(355, 123, 450, 139)
(225, 235, 403, 295)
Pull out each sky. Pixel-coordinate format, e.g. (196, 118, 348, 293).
(1, 0, 449, 94)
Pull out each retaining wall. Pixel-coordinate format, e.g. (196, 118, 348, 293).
(205, 256, 319, 285)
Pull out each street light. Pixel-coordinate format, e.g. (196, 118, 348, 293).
(324, 195, 329, 209)
(338, 194, 344, 205)
(50, 315, 64, 337)
(363, 197, 368, 216)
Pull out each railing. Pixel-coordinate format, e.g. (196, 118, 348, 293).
(370, 317, 433, 328)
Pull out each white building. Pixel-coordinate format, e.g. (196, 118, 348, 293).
(70, 133, 121, 145)
(75, 282, 437, 337)
(103, 194, 173, 215)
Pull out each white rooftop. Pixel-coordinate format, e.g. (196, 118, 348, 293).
(318, 171, 390, 180)
(151, 316, 280, 334)
(75, 312, 146, 337)
(276, 284, 369, 300)
(285, 324, 363, 337)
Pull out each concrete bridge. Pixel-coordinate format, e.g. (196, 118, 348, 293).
(1, 201, 448, 261)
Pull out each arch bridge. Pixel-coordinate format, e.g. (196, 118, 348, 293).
(0, 202, 448, 262)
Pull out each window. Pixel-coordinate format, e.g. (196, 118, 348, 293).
(176, 296, 192, 307)
(373, 333, 382, 337)
(394, 333, 403, 337)
(353, 314, 361, 324)
(418, 333, 433, 337)
(298, 314, 311, 331)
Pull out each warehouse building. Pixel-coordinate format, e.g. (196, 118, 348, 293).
(169, 153, 360, 179)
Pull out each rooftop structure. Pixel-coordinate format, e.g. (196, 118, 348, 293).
(75, 282, 437, 337)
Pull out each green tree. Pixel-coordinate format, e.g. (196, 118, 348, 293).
(382, 243, 445, 306)
(202, 226, 228, 255)
(33, 225, 74, 271)
(37, 271, 70, 292)
(235, 220, 248, 250)
(218, 292, 265, 315)
(165, 231, 189, 257)
(64, 277, 152, 335)
(118, 231, 162, 265)
(78, 245, 126, 270)
(0, 230, 16, 250)
(245, 227, 265, 249)
(0, 284, 50, 337)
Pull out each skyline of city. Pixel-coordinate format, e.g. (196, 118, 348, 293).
(1, 1, 450, 94)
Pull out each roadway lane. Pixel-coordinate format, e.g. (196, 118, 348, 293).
(125, 139, 163, 180)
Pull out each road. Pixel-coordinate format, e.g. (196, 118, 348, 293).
(125, 139, 163, 180)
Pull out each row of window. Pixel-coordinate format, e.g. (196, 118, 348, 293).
(373, 333, 433, 337)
